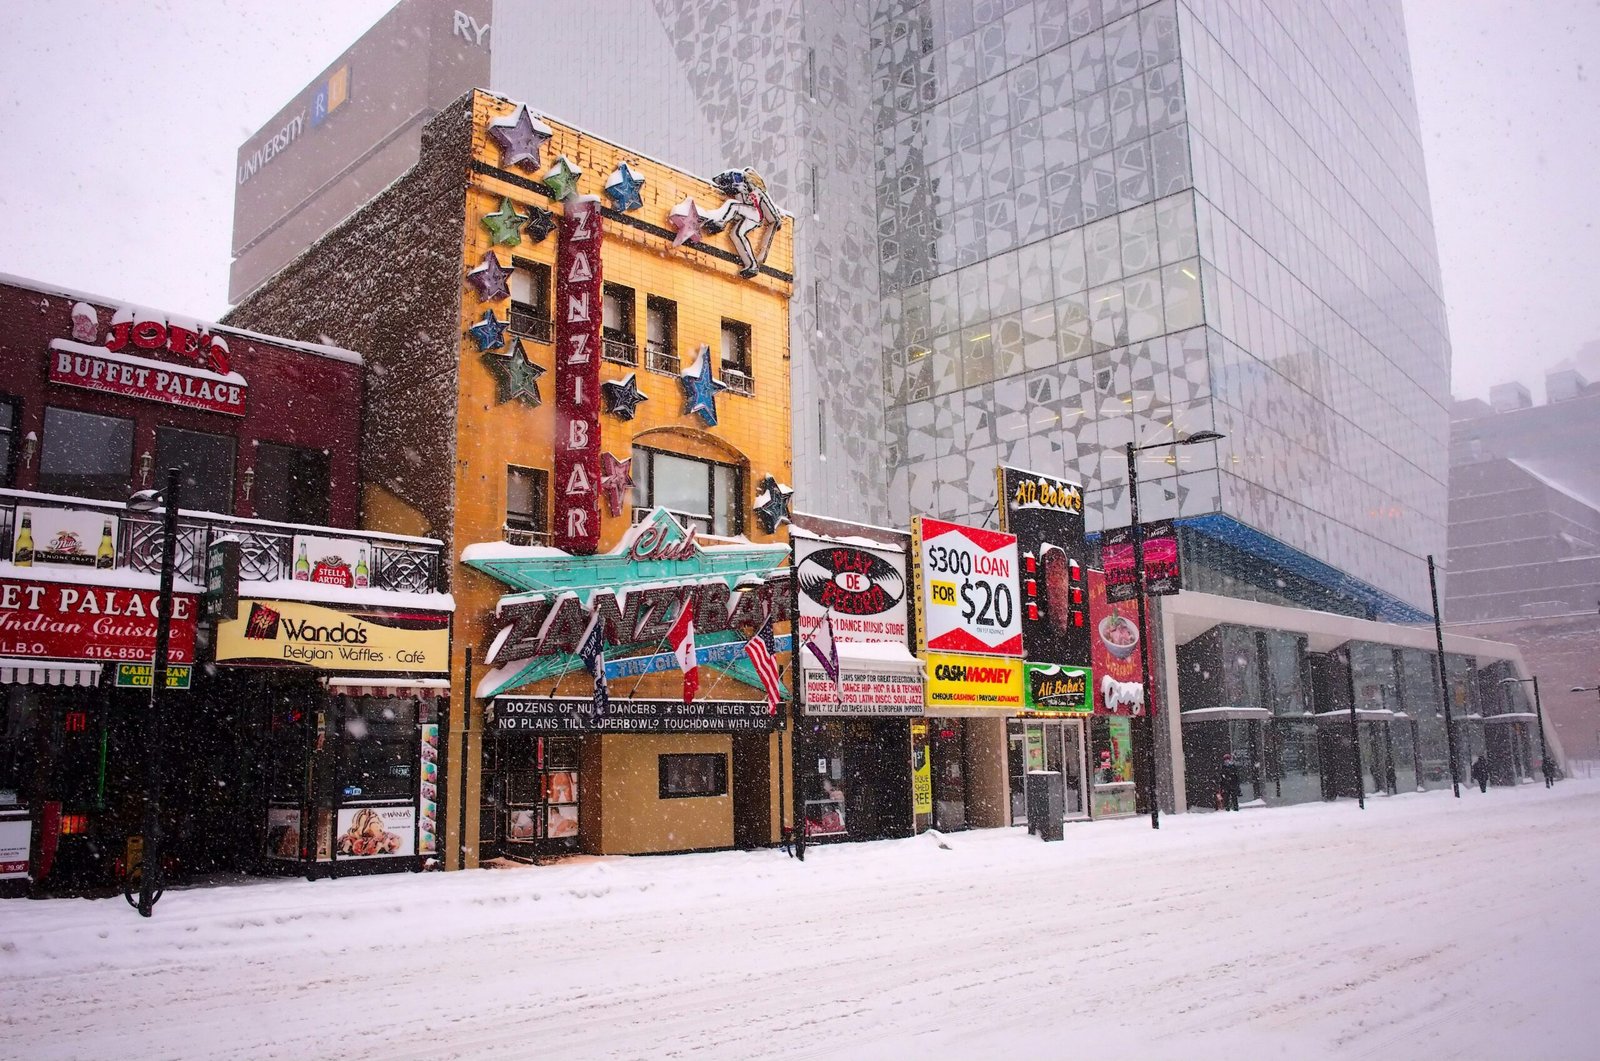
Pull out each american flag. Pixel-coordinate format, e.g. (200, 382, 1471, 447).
(744, 607, 784, 715)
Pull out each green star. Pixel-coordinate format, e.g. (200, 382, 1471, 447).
(484, 339, 546, 407)
(481, 197, 530, 246)
(543, 154, 583, 201)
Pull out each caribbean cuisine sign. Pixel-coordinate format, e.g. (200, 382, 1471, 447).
(912, 517, 1022, 656)
(0, 576, 197, 663)
(214, 599, 449, 672)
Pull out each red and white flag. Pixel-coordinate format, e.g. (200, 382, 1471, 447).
(668, 597, 698, 704)
(745, 607, 784, 715)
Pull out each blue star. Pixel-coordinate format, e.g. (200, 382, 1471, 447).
(752, 475, 794, 533)
(604, 162, 646, 212)
(468, 309, 508, 352)
(602, 372, 649, 421)
(679, 345, 728, 427)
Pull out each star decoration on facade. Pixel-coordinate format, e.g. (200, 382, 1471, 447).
(525, 205, 555, 243)
(668, 196, 706, 247)
(543, 155, 583, 200)
(752, 475, 794, 533)
(468, 309, 509, 352)
(600, 452, 634, 517)
(487, 104, 553, 172)
(466, 251, 513, 302)
(679, 345, 728, 427)
(604, 162, 646, 212)
(601, 372, 649, 421)
(483, 339, 546, 407)
(481, 197, 530, 246)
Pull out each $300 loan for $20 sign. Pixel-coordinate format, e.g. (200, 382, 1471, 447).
(914, 517, 1023, 656)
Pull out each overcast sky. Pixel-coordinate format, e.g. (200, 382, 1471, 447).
(0, 1, 1595, 404)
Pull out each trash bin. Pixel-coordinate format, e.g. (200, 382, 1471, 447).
(1025, 770, 1064, 842)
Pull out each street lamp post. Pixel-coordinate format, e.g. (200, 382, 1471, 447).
(1123, 430, 1224, 831)
(1500, 676, 1553, 787)
(128, 468, 181, 917)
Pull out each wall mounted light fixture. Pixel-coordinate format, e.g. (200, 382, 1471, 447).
(241, 466, 255, 500)
(21, 432, 37, 469)
(138, 450, 153, 487)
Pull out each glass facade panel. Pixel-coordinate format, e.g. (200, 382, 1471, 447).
(156, 426, 236, 514)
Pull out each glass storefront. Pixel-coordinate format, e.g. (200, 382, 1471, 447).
(799, 718, 915, 842)
(929, 719, 967, 832)
(1089, 715, 1136, 817)
(1006, 718, 1088, 826)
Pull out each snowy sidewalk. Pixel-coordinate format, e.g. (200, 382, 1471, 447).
(3, 782, 1597, 1060)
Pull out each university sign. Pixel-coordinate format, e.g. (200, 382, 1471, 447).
(213, 599, 450, 673)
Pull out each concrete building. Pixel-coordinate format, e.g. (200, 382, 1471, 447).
(1447, 367, 1600, 765)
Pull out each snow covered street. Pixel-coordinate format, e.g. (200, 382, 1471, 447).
(4, 782, 1597, 1060)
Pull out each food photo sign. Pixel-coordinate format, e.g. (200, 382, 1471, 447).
(1087, 569, 1160, 716)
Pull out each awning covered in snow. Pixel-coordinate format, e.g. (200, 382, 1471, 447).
(323, 676, 451, 700)
(0, 658, 101, 687)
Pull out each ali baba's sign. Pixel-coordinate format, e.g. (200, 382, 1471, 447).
(214, 600, 449, 673)
(463, 508, 791, 699)
(0, 576, 197, 664)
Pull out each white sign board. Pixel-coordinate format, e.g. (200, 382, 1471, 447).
(913, 517, 1022, 657)
(334, 805, 416, 859)
(290, 534, 372, 589)
(793, 535, 909, 644)
(0, 818, 30, 879)
(12, 506, 118, 569)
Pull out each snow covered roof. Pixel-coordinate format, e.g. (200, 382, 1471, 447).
(0, 560, 203, 595)
(239, 579, 453, 612)
(0, 272, 362, 365)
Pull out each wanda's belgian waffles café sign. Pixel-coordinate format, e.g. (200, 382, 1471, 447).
(47, 304, 248, 416)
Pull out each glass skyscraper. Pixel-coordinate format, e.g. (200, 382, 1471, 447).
(233, 0, 1453, 618)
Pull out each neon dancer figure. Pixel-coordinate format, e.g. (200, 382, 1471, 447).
(702, 168, 783, 278)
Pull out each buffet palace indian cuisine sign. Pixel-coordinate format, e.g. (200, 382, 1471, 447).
(47, 309, 248, 416)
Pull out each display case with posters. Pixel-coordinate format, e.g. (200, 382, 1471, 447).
(498, 736, 582, 854)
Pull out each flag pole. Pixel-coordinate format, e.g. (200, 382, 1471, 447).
(790, 542, 807, 862)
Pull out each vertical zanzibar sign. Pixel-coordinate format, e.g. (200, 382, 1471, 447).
(555, 196, 603, 554)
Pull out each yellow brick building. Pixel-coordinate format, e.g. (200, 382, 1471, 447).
(227, 89, 796, 868)
(447, 92, 796, 862)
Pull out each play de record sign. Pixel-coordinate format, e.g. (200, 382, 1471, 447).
(912, 517, 1022, 656)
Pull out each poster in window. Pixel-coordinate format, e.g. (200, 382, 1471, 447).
(507, 809, 538, 842)
(264, 806, 302, 860)
(0, 818, 30, 878)
(417, 725, 439, 855)
(546, 805, 579, 839)
(334, 806, 416, 859)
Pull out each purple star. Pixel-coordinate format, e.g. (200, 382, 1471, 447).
(668, 196, 706, 247)
(487, 104, 553, 173)
(467, 252, 512, 302)
(600, 452, 634, 517)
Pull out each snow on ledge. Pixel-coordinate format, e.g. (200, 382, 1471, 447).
(0, 560, 202, 594)
(239, 579, 454, 612)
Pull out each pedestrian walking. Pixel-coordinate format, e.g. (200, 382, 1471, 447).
(1471, 755, 1489, 793)
(1218, 753, 1243, 812)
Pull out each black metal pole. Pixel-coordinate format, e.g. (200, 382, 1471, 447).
(1126, 443, 1158, 830)
(1427, 555, 1461, 797)
(139, 469, 180, 917)
(1348, 687, 1364, 810)
(1532, 676, 1551, 787)
(460, 645, 473, 871)
(789, 546, 806, 861)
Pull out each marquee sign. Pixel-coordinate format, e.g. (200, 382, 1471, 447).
(997, 466, 1091, 715)
(213, 599, 450, 673)
(462, 507, 792, 698)
(554, 195, 604, 553)
(492, 696, 780, 734)
(47, 307, 247, 416)
(911, 517, 1022, 657)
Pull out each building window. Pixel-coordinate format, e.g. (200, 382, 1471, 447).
(155, 426, 236, 514)
(646, 295, 679, 374)
(252, 441, 330, 525)
(658, 753, 728, 799)
(602, 283, 637, 365)
(337, 696, 417, 803)
(510, 261, 552, 343)
(39, 406, 134, 501)
(632, 447, 741, 535)
(506, 465, 549, 544)
(0, 396, 16, 488)
(720, 319, 753, 395)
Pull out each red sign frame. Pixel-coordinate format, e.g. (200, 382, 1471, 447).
(0, 576, 198, 664)
(48, 341, 247, 417)
(554, 198, 603, 554)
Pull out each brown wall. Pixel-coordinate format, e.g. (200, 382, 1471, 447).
(964, 718, 1012, 828)
(591, 734, 735, 854)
